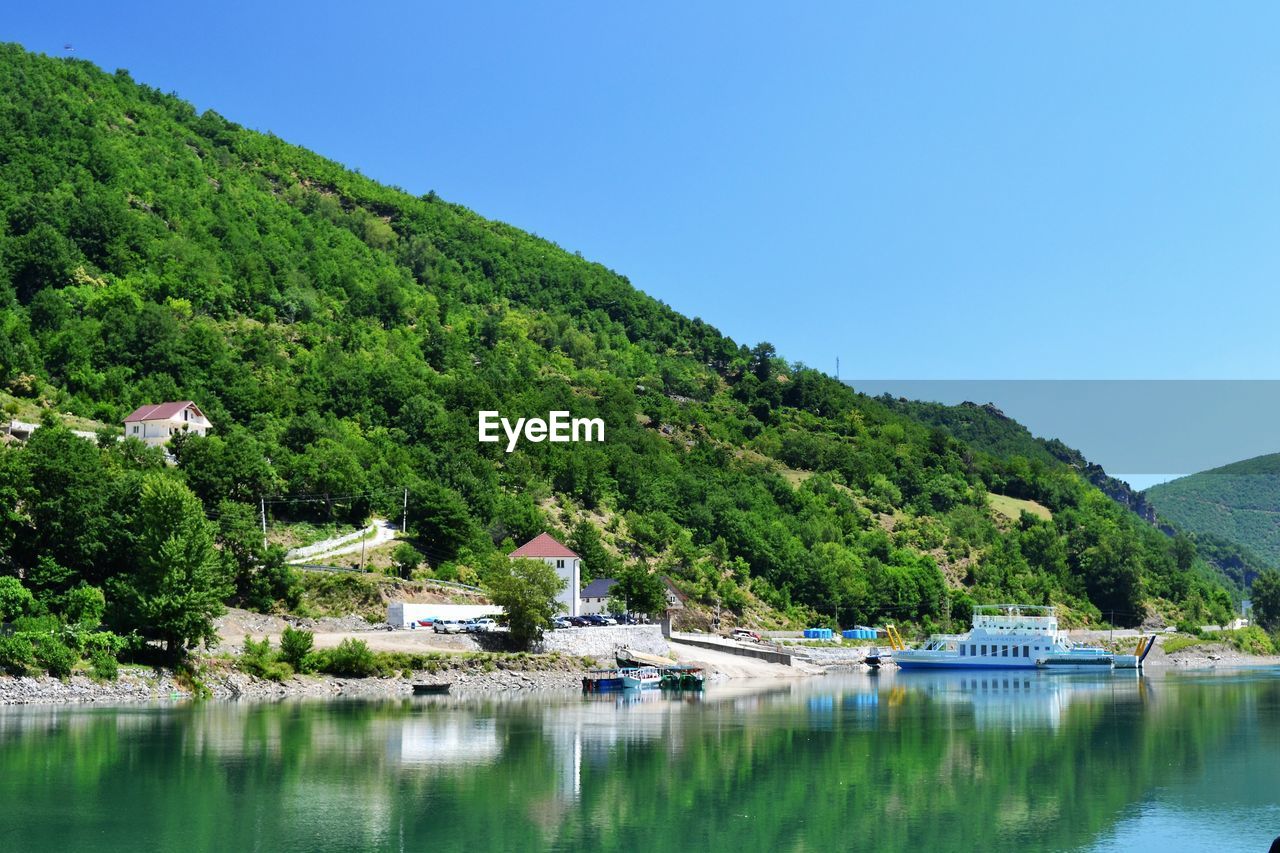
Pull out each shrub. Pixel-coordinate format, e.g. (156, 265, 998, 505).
(1174, 620, 1202, 638)
(89, 649, 119, 681)
(33, 635, 77, 679)
(238, 635, 294, 682)
(0, 577, 35, 621)
(1233, 626, 1275, 657)
(322, 638, 376, 677)
(0, 635, 34, 675)
(279, 626, 315, 672)
(83, 631, 123, 681)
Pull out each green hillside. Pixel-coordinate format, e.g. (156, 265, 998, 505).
(1146, 454, 1280, 570)
(0, 44, 1238, 648)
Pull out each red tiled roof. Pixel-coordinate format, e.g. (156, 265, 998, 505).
(123, 401, 204, 423)
(509, 533, 578, 559)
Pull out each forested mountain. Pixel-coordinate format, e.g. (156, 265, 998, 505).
(0, 44, 1238, 641)
(1146, 454, 1280, 569)
(881, 398, 1159, 522)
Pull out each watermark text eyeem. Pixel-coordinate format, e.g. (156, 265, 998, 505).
(478, 411, 605, 452)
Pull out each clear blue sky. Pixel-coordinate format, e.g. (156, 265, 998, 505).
(10, 2, 1280, 380)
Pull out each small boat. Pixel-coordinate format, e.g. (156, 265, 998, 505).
(863, 647, 892, 670)
(616, 647, 677, 669)
(1036, 654, 1114, 671)
(582, 669, 626, 692)
(660, 666, 705, 690)
(621, 666, 661, 689)
(412, 683, 452, 695)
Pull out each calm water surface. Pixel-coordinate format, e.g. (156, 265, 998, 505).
(2, 669, 1278, 852)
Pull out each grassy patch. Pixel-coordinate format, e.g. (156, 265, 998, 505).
(1203, 626, 1277, 656)
(987, 492, 1053, 522)
(296, 572, 388, 621)
(1161, 634, 1203, 654)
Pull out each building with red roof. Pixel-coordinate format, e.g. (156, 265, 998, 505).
(509, 533, 581, 616)
(123, 400, 211, 447)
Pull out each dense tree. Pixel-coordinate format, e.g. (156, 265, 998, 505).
(484, 558, 564, 650)
(609, 563, 668, 617)
(1251, 569, 1280, 632)
(110, 475, 230, 654)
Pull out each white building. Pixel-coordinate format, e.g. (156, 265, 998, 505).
(123, 401, 211, 447)
(579, 578, 618, 615)
(509, 533, 581, 617)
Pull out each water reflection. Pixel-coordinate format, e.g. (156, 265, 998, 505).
(0, 670, 1277, 852)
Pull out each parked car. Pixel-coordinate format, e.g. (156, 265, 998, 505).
(472, 618, 498, 633)
(568, 616, 592, 627)
(433, 619, 466, 634)
(551, 617, 571, 630)
(730, 628, 762, 643)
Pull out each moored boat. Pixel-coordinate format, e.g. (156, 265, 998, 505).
(412, 682, 452, 695)
(659, 666, 705, 690)
(894, 605, 1132, 671)
(615, 647, 678, 669)
(863, 647, 892, 670)
(582, 669, 626, 692)
(620, 666, 661, 689)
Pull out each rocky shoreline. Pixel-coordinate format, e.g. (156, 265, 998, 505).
(0, 665, 586, 706)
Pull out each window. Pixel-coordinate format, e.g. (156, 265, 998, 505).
(556, 559, 565, 569)
(1002, 646, 1009, 657)
(970, 645, 977, 657)
(960, 645, 966, 656)
(980, 645, 987, 656)
(132, 425, 139, 434)
(1023, 646, 1029, 658)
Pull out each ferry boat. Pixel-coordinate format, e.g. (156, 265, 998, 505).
(894, 605, 1112, 671)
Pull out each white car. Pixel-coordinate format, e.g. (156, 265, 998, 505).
(472, 618, 498, 632)
(433, 619, 466, 634)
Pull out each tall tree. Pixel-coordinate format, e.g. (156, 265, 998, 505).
(1251, 569, 1280, 632)
(484, 558, 564, 650)
(609, 562, 668, 616)
(110, 475, 230, 655)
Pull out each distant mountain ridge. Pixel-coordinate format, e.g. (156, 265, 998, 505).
(1146, 453, 1280, 568)
(877, 398, 1158, 521)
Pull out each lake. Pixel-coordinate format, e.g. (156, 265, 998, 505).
(1, 669, 1278, 852)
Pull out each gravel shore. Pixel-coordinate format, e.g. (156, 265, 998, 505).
(0, 664, 585, 706)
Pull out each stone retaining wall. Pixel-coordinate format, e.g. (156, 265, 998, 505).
(534, 625, 668, 660)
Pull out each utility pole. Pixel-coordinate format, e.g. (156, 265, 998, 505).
(360, 533, 367, 573)
(402, 487, 408, 534)
(260, 497, 268, 549)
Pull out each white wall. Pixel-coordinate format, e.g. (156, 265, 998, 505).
(546, 557, 580, 617)
(388, 602, 503, 627)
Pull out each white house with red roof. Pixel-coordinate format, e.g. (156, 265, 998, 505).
(509, 532, 581, 617)
(123, 401, 211, 447)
